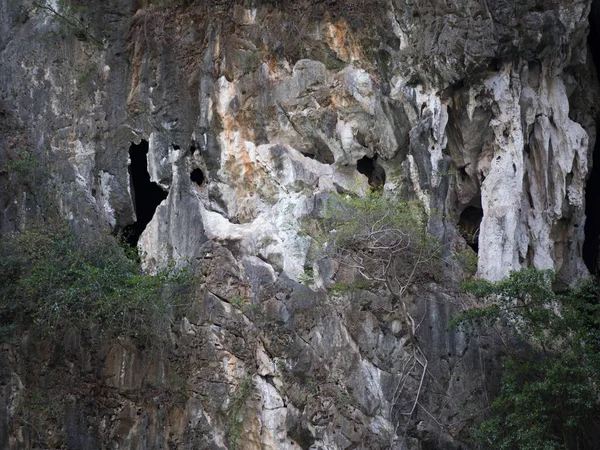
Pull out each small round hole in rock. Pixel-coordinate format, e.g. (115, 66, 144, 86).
(190, 168, 205, 186)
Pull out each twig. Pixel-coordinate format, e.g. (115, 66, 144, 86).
(33, 2, 103, 46)
(417, 402, 445, 430)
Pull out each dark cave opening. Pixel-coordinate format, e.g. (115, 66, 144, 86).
(357, 155, 375, 176)
(190, 168, 205, 186)
(458, 206, 483, 253)
(356, 155, 386, 190)
(583, 2, 600, 274)
(123, 140, 168, 247)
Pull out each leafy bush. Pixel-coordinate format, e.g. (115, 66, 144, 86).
(314, 191, 442, 442)
(0, 225, 194, 344)
(452, 269, 600, 449)
(322, 191, 439, 286)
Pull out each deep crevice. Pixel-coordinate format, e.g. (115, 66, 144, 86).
(583, 3, 600, 274)
(311, 137, 335, 165)
(123, 140, 168, 247)
(458, 206, 483, 253)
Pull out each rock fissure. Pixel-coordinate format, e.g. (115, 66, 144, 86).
(123, 140, 168, 247)
(584, 0, 600, 275)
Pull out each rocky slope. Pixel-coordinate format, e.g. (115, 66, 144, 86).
(1, 0, 599, 448)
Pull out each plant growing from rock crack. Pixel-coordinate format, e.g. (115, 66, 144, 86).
(317, 190, 440, 446)
(230, 294, 247, 308)
(226, 376, 254, 450)
(4, 149, 39, 174)
(453, 247, 478, 278)
(298, 269, 315, 286)
(320, 191, 439, 342)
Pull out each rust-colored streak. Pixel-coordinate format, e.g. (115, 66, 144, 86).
(325, 18, 362, 62)
(126, 37, 143, 113)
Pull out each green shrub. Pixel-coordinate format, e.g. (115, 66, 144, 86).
(297, 269, 314, 286)
(452, 269, 600, 449)
(0, 225, 195, 344)
(4, 149, 39, 174)
(320, 191, 439, 289)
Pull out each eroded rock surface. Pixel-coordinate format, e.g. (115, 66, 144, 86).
(1, 0, 599, 448)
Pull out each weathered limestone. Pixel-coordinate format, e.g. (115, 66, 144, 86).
(0, 0, 598, 448)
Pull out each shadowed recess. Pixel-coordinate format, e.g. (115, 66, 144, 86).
(583, 1, 600, 274)
(190, 168, 205, 186)
(123, 140, 168, 247)
(458, 206, 483, 253)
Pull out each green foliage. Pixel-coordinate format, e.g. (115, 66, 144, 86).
(4, 149, 39, 174)
(0, 225, 195, 344)
(230, 295, 246, 308)
(226, 377, 254, 450)
(453, 247, 478, 278)
(453, 269, 600, 449)
(320, 191, 439, 298)
(149, 0, 182, 5)
(305, 378, 318, 394)
(275, 359, 286, 372)
(323, 191, 427, 248)
(329, 280, 371, 295)
(337, 391, 352, 405)
(298, 269, 314, 286)
(77, 64, 97, 86)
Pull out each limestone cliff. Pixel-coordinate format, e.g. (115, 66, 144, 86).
(0, 0, 599, 448)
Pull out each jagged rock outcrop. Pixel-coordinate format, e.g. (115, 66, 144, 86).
(1, 0, 599, 448)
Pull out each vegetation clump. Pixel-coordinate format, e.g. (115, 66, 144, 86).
(0, 225, 194, 344)
(452, 269, 600, 449)
(316, 190, 440, 446)
(226, 376, 254, 450)
(320, 191, 439, 341)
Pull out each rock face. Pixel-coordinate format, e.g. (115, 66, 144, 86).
(0, 0, 599, 449)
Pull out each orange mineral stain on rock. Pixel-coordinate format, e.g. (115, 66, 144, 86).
(325, 18, 362, 63)
(216, 75, 279, 222)
(268, 56, 278, 74)
(126, 41, 143, 113)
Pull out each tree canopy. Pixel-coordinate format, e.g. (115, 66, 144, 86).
(320, 191, 439, 340)
(452, 269, 600, 449)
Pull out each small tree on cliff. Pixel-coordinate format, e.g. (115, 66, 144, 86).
(452, 269, 600, 449)
(318, 191, 440, 445)
(321, 191, 439, 342)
